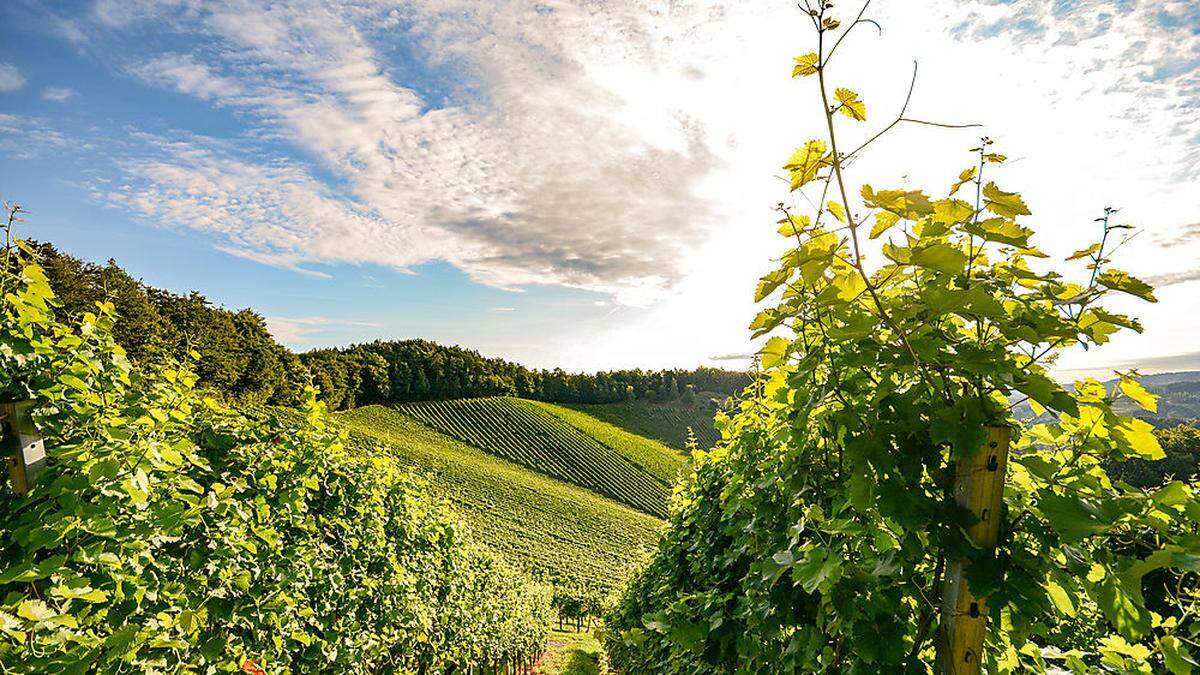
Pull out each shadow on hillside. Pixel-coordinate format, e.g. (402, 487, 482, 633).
(557, 649, 599, 675)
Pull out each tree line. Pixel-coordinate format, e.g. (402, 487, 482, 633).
(33, 242, 748, 410)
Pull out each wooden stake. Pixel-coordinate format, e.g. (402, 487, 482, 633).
(937, 426, 1011, 674)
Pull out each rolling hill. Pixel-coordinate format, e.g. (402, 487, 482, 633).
(397, 397, 674, 517)
(336, 404, 665, 598)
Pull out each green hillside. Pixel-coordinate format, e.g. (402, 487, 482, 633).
(529, 400, 688, 482)
(397, 397, 671, 517)
(337, 405, 662, 597)
(561, 400, 723, 450)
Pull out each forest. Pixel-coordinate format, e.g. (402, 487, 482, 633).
(34, 242, 748, 410)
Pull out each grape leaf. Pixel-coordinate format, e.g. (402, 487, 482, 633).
(982, 182, 1031, 218)
(870, 212, 900, 239)
(950, 167, 976, 195)
(834, 88, 866, 121)
(792, 53, 819, 77)
(910, 243, 966, 274)
(1097, 270, 1157, 302)
(784, 140, 830, 191)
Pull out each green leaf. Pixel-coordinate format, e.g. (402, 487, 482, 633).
(784, 140, 830, 191)
(861, 185, 934, 218)
(1013, 371, 1078, 416)
(1118, 377, 1158, 413)
(760, 337, 789, 369)
(961, 217, 1032, 248)
(792, 52, 819, 77)
(832, 273, 867, 301)
(982, 182, 1031, 218)
(834, 88, 866, 121)
(826, 201, 847, 223)
(1044, 579, 1076, 617)
(1097, 270, 1157, 302)
(1096, 574, 1152, 640)
(1113, 417, 1164, 460)
(755, 268, 792, 302)
(869, 212, 900, 239)
(791, 548, 842, 593)
(1160, 635, 1197, 675)
(910, 243, 966, 274)
(1151, 482, 1191, 508)
(950, 167, 976, 195)
(777, 213, 811, 237)
(1037, 493, 1108, 543)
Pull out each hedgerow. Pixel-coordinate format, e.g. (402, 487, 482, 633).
(0, 206, 550, 673)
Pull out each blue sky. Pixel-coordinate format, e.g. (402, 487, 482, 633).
(1, 0, 1197, 374)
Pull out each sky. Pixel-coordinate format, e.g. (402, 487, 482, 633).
(0, 0, 1197, 377)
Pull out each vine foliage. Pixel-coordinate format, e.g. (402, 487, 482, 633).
(0, 204, 551, 672)
(606, 2, 1199, 672)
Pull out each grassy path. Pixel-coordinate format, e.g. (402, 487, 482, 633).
(534, 630, 603, 675)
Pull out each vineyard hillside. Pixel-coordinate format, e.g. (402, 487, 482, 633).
(560, 399, 724, 451)
(397, 397, 672, 517)
(528, 400, 688, 482)
(336, 405, 663, 597)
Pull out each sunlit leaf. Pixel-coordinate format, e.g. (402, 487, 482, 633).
(759, 336, 789, 369)
(910, 243, 966, 274)
(932, 199, 973, 225)
(1067, 242, 1102, 261)
(950, 167, 976, 195)
(982, 182, 1031, 218)
(861, 185, 933, 219)
(784, 140, 830, 191)
(792, 52, 819, 77)
(1118, 376, 1158, 413)
(755, 268, 793, 302)
(826, 201, 847, 223)
(869, 212, 900, 239)
(777, 213, 811, 237)
(1097, 270, 1157, 302)
(834, 88, 866, 121)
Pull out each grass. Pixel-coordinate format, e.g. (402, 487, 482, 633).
(535, 629, 603, 675)
(561, 399, 723, 451)
(398, 397, 671, 517)
(336, 405, 662, 595)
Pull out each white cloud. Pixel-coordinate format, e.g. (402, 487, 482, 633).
(41, 87, 75, 102)
(130, 54, 243, 102)
(265, 315, 381, 346)
(0, 63, 26, 92)
(109, 0, 719, 305)
(110, 142, 443, 276)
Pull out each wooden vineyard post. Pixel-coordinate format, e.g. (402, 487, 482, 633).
(937, 426, 1011, 674)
